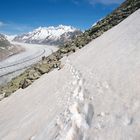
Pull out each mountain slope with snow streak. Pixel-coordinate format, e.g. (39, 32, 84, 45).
(0, 9, 140, 140)
(13, 25, 82, 45)
(0, 34, 24, 61)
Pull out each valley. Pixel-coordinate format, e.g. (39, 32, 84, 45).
(0, 42, 58, 85)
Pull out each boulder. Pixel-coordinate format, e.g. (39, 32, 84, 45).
(37, 64, 50, 74)
(20, 79, 32, 89)
(28, 70, 40, 80)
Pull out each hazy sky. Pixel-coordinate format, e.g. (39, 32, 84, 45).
(0, 0, 124, 35)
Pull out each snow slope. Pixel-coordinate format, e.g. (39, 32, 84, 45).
(0, 9, 140, 140)
(13, 25, 82, 45)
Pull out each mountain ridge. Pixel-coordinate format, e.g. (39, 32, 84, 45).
(13, 25, 82, 45)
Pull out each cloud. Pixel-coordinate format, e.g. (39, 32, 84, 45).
(0, 21, 6, 27)
(11, 24, 33, 32)
(0, 22, 33, 35)
(72, 0, 80, 5)
(88, 0, 124, 5)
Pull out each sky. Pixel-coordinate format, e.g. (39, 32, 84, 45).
(0, 0, 124, 35)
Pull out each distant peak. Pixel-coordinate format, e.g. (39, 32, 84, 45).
(34, 25, 78, 31)
(13, 25, 82, 45)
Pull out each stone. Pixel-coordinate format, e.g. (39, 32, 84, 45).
(21, 79, 32, 89)
(28, 70, 40, 80)
(37, 64, 50, 74)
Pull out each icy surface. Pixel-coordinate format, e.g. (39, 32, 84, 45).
(0, 42, 58, 84)
(0, 9, 140, 140)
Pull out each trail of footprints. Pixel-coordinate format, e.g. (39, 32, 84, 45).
(54, 58, 94, 140)
(53, 59, 135, 140)
(30, 59, 110, 140)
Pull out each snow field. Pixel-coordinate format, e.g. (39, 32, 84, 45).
(52, 58, 94, 140)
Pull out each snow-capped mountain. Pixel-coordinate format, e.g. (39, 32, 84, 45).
(13, 25, 82, 45)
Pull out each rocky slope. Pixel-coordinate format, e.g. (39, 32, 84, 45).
(13, 25, 82, 45)
(59, 0, 140, 51)
(0, 34, 11, 47)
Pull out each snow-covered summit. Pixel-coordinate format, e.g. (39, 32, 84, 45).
(13, 25, 82, 45)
